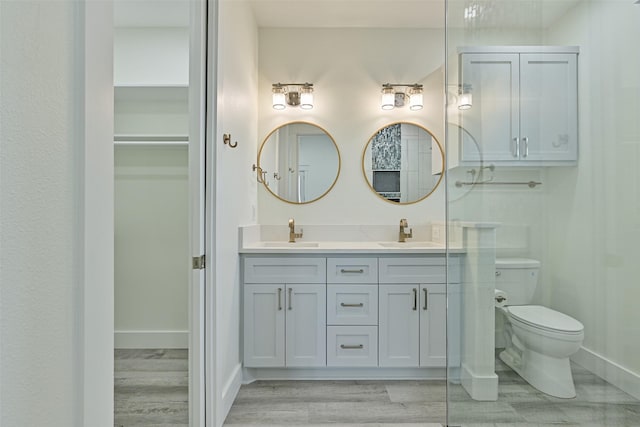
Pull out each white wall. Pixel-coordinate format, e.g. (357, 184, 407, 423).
(545, 0, 640, 381)
(215, 1, 259, 423)
(1, 0, 113, 425)
(114, 27, 189, 86)
(257, 28, 446, 228)
(114, 146, 189, 348)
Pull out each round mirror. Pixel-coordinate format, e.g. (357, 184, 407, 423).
(362, 122, 444, 204)
(258, 122, 341, 204)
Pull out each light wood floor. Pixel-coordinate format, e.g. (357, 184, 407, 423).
(114, 349, 640, 426)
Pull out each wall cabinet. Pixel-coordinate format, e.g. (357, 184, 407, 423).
(242, 255, 460, 372)
(459, 47, 578, 166)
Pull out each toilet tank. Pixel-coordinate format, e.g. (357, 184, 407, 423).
(495, 258, 540, 305)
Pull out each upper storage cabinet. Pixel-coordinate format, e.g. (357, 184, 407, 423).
(458, 47, 578, 166)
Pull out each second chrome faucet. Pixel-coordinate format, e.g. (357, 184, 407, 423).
(398, 218, 413, 243)
(288, 218, 304, 243)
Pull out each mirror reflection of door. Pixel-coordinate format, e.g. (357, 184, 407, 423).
(258, 122, 341, 204)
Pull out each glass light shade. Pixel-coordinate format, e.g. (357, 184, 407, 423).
(300, 86, 314, 109)
(272, 88, 286, 110)
(409, 90, 423, 111)
(458, 92, 472, 110)
(381, 87, 395, 110)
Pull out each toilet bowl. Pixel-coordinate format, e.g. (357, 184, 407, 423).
(496, 259, 584, 398)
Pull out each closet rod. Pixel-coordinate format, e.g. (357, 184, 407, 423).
(455, 180, 542, 188)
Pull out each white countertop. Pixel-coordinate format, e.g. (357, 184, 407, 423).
(238, 225, 468, 254)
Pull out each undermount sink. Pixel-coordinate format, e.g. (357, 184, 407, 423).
(259, 241, 320, 248)
(378, 241, 442, 248)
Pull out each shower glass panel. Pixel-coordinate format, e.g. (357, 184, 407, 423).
(446, 1, 640, 425)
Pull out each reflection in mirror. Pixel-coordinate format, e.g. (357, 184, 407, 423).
(362, 122, 444, 204)
(258, 122, 340, 204)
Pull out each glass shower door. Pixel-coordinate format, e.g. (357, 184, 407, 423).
(446, 1, 640, 425)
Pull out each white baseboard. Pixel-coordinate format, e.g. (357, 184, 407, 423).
(114, 330, 188, 349)
(460, 362, 498, 401)
(572, 346, 640, 400)
(219, 363, 243, 426)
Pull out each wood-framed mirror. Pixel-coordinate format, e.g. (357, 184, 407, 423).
(362, 122, 444, 204)
(257, 121, 341, 204)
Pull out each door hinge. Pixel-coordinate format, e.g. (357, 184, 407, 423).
(192, 254, 206, 270)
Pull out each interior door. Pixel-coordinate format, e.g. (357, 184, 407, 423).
(189, 0, 209, 425)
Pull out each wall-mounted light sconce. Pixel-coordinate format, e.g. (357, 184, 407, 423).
(458, 84, 473, 110)
(272, 83, 314, 110)
(380, 83, 423, 111)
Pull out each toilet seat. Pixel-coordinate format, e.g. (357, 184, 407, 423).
(507, 305, 584, 334)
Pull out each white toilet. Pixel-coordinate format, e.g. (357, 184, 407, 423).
(495, 258, 584, 398)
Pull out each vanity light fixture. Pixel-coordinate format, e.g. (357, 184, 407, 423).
(380, 83, 423, 111)
(272, 83, 314, 110)
(458, 84, 473, 110)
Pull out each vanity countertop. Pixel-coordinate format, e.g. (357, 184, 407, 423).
(239, 240, 464, 254)
(238, 225, 468, 254)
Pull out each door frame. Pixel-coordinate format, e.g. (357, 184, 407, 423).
(80, 0, 212, 424)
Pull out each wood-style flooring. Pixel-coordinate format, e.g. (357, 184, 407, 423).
(114, 349, 640, 426)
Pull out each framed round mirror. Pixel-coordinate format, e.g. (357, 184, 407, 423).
(257, 122, 341, 204)
(362, 122, 444, 204)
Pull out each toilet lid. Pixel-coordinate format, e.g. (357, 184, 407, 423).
(508, 305, 584, 333)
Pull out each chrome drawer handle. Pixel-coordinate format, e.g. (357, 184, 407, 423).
(340, 268, 364, 274)
(340, 344, 364, 349)
(340, 302, 364, 308)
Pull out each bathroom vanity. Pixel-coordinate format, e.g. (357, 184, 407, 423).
(239, 233, 463, 380)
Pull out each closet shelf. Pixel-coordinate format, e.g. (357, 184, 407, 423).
(114, 134, 188, 145)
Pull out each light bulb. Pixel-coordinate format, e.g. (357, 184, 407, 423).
(381, 87, 395, 110)
(458, 92, 472, 110)
(300, 85, 314, 109)
(272, 86, 286, 110)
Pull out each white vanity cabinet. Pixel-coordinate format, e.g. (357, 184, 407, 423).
(459, 47, 578, 166)
(326, 258, 379, 367)
(378, 257, 460, 368)
(243, 258, 326, 367)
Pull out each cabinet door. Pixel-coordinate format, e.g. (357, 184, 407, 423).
(285, 284, 326, 367)
(520, 53, 578, 162)
(243, 284, 285, 367)
(379, 284, 419, 367)
(419, 284, 447, 367)
(460, 53, 520, 162)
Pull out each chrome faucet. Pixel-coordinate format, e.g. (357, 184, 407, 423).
(398, 218, 413, 243)
(288, 218, 303, 243)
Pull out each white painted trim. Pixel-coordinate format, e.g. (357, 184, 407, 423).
(114, 330, 188, 349)
(460, 363, 498, 401)
(220, 364, 243, 423)
(80, 0, 114, 425)
(242, 367, 446, 383)
(572, 347, 640, 400)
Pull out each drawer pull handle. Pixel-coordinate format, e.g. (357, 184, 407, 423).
(413, 288, 418, 311)
(278, 288, 282, 311)
(340, 268, 364, 274)
(288, 288, 292, 310)
(340, 344, 364, 349)
(340, 302, 364, 308)
(423, 288, 428, 310)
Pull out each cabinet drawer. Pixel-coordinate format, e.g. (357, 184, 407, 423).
(327, 284, 378, 326)
(244, 257, 326, 283)
(327, 326, 378, 367)
(379, 257, 460, 283)
(327, 258, 378, 283)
